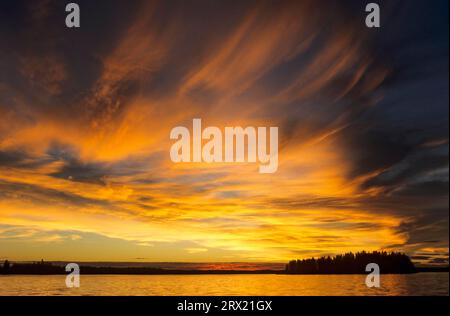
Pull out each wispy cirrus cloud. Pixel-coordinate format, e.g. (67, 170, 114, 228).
(0, 0, 447, 264)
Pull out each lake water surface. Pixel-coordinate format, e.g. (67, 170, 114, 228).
(0, 273, 447, 296)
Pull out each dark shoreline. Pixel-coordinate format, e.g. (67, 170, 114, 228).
(2, 252, 448, 275)
(1, 266, 448, 275)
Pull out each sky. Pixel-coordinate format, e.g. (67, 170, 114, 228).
(0, 0, 448, 266)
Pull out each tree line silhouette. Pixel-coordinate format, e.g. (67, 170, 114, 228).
(1, 252, 435, 275)
(0, 259, 63, 274)
(0, 260, 279, 275)
(285, 251, 416, 274)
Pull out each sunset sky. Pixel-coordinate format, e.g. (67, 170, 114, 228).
(0, 0, 448, 266)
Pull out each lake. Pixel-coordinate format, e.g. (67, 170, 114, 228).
(0, 273, 447, 296)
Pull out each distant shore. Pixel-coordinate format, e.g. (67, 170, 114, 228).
(2, 252, 448, 275)
(0, 263, 448, 275)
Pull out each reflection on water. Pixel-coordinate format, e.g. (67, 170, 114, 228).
(0, 273, 448, 296)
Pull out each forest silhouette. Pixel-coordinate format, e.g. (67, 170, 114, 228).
(285, 251, 416, 274)
(1, 252, 443, 275)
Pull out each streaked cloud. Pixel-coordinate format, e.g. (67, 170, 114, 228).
(0, 0, 447, 265)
